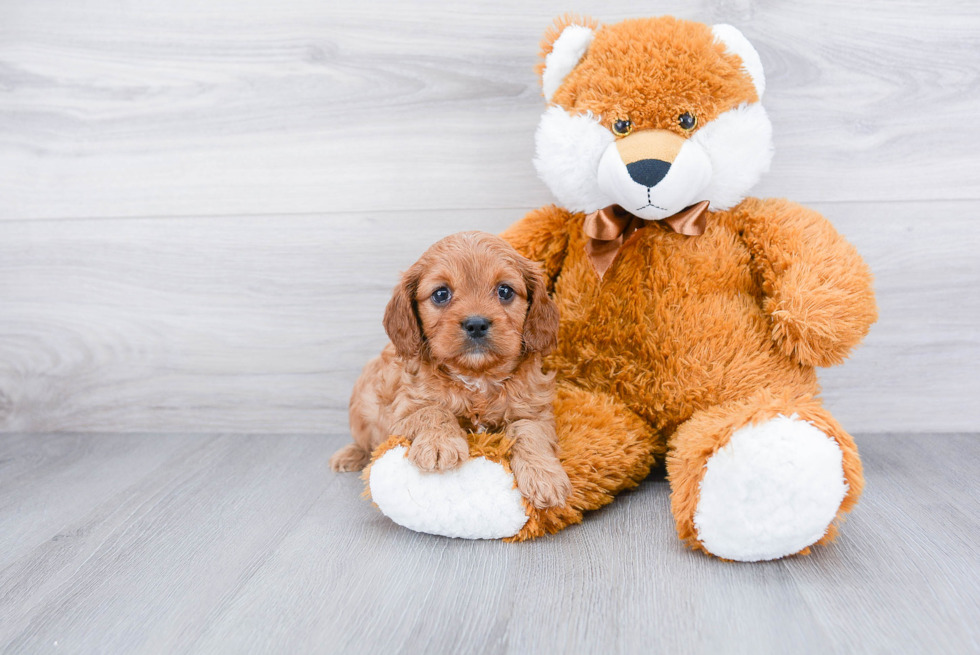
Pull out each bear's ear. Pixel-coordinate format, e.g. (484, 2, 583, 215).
(538, 14, 599, 102)
(711, 24, 766, 99)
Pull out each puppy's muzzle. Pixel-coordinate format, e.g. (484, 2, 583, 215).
(462, 316, 491, 341)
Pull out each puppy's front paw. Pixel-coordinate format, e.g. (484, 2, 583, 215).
(408, 433, 469, 472)
(514, 461, 571, 509)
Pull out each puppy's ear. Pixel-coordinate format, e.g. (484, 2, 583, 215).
(519, 258, 560, 354)
(383, 266, 424, 358)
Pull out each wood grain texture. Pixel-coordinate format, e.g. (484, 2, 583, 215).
(0, 432, 977, 654)
(1, 201, 977, 434)
(0, 0, 978, 433)
(1, 0, 979, 220)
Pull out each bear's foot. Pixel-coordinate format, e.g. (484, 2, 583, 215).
(366, 438, 529, 540)
(693, 414, 848, 562)
(363, 384, 658, 541)
(669, 390, 863, 562)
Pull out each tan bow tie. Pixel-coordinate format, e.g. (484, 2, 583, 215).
(582, 200, 710, 279)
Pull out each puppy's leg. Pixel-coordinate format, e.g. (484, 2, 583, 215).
(396, 406, 469, 472)
(332, 355, 386, 472)
(507, 418, 571, 509)
(329, 443, 372, 472)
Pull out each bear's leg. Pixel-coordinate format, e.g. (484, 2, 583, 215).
(667, 389, 863, 562)
(364, 382, 657, 541)
(512, 382, 658, 541)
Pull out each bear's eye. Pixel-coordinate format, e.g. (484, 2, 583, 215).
(497, 284, 515, 303)
(431, 287, 452, 305)
(612, 119, 633, 137)
(678, 112, 698, 131)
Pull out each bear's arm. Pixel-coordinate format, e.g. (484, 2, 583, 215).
(500, 204, 573, 292)
(728, 198, 878, 368)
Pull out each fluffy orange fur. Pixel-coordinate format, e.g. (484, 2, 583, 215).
(494, 194, 875, 543)
(333, 231, 571, 509)
(364, 16, 877, 552)
(547, 16, 757, 137)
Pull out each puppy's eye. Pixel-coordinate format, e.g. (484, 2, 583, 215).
(497, 284, 515, 303)
(431, 287, 452, 305)
(678, 112, 697, 131)
(612, 119, 633, 137)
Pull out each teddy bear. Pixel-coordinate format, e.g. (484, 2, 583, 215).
(362, 15, 877, 562)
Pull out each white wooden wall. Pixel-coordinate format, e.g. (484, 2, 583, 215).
(1, 0, 977, 433)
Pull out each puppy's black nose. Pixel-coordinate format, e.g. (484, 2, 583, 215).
(462, 316, 491, 340)
(626, 158, 671, 187)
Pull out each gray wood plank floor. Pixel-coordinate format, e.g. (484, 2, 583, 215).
(1, 433, 977, 654)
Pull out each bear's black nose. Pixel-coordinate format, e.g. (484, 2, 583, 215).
(462, 316, 491, 340)
(626, 158, 671, 188)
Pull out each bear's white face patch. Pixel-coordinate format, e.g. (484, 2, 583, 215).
(597, 138, 712, 220)
(534, 103, 774, 216)
(533, 106, 616, 213)
(690, 102, 774, 211)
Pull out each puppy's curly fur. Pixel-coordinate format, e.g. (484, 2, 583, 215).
(330, 231, 571, 509)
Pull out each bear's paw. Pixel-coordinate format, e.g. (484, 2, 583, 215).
(369, 445, 529, 539)
(693, 415, 848, 561)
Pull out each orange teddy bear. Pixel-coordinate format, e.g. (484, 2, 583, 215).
(364, 15, 877, 561)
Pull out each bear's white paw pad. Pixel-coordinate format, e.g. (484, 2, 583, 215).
(694, 415, 847, 562)
(369, 446, 529, 539)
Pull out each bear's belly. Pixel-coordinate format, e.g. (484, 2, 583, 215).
(547, 224, 815, 434)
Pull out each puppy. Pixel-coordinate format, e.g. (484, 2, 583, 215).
(330, 231, 571, 509)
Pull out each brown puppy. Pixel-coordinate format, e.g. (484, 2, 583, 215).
(330, 231, 571, 509)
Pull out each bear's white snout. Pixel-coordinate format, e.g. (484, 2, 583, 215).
(597, 129, 712, 221)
